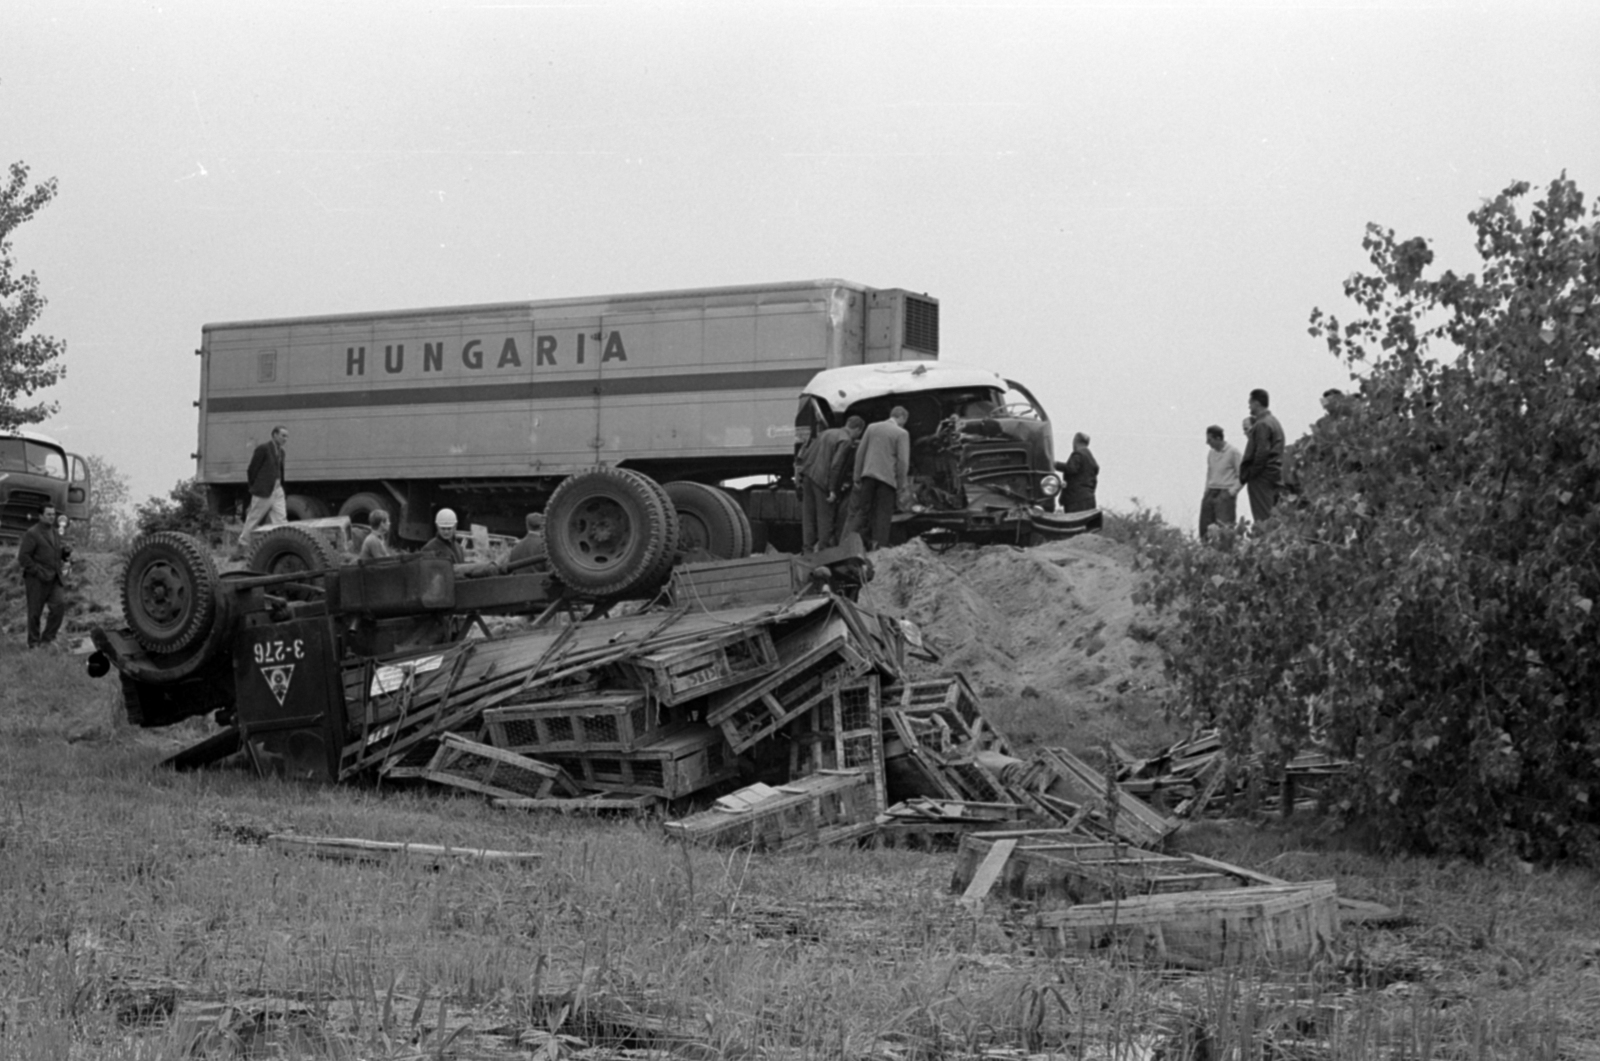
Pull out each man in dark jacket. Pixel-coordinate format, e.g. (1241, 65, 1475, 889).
(17, 504, 71, 647)
(1055, 432, 1099, 513)
(798, 415, 865, 552)
(239, 425, 288, 553)
(1239, 388, 1286, 521)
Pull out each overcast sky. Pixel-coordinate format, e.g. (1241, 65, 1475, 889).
(5, 0, 1596, 532)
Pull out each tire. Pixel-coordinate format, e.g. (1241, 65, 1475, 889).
(337, 490, 397, 530)
(636, 474, 684, 588)
(285, 494, 332, 521)
(544, 468, 677, 599)
(122, 531, 220, 654)
(249, 523, 342, 579)
(665, 481, 751, 559)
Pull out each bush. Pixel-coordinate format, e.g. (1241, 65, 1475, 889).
(134, 477, 225, 545)
(1141, 176, 1600, 864)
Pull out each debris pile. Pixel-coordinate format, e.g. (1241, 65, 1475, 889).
(1115, 730, 1352, 819)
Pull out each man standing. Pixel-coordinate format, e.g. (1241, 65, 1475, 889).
(1199, 425, 1242, 539)
(17, 504, 71, 648)
(239, 425, 288, 553)
(850, 406, 910, 551)
(1238, 389, 1285, 522)
(799, 415, 865, 552)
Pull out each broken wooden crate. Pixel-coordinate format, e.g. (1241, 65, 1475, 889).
(1028, 881, 1338, 969)
(950, 831, 1281, 906)
(540, 724, 739, 799)
(705, 613, 871, 753)
(617, 625, 780, 705)
(874, 798, 1028, 848)
(483, 693, 680, 754)
(786, 675, 887, 813)
(421, 734, 583, 801)
(664, 771, 877, 851)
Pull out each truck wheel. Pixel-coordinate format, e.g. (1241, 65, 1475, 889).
(285, 494, 331, 521)
(250, 524, 342, 579)
(636, 474, 684, 587)
(337, 491, 396, 529)
(544, 468, 676, 598)
(665, 481, 751, 559)
(122, 531, 220, 654)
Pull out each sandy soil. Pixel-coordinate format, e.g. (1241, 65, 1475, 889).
(857, 534, 1171, 710)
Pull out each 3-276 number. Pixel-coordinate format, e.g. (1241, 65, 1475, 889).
(253, 638, 304, 664)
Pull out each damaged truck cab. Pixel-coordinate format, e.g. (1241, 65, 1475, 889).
(798, 362, 1099, 546)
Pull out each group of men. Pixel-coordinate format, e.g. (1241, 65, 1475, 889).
(795, 406, 914, 554)
(1199, 387, 1288, 539)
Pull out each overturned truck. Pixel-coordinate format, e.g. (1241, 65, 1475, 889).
(88, 512, 880, 782)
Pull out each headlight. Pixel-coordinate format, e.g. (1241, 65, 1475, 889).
(1040, 474, 1062, 498)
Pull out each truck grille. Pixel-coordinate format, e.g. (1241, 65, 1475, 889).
(1, 489, 54, 535)
(903, 296, 939, 354)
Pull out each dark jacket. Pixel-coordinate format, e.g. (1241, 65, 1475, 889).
(1240, 412, 1285, 486)
(246, 440, 285, 498)
(17, 520, 70, 585)
(1058, 449, 1099, 512)
(420, 534, 465, 564)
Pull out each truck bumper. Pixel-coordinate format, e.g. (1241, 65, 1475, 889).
(893, 505, 1101, 546)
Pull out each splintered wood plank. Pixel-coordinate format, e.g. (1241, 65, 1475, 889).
(265, 834, 542, 864)
(960, 838, 1018, 907)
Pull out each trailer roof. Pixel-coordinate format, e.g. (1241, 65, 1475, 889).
(803, 361, 1008, 414)
(201, 278, 900, 332)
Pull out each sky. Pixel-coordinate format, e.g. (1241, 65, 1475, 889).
(4, 0, 1597, 533)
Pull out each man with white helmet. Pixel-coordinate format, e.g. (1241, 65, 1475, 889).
(420, 507, 465, 563)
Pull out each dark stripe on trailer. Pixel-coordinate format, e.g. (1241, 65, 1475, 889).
(206, 368, 820, 414)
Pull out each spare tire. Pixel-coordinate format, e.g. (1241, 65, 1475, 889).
(337, 490, 397, 529)
(285, 494, 331, 521)
(250, 524, 342, 579)
(544, 468, 676, 599)
(665, 481, 751, 559)
(123, 531, 220, 654)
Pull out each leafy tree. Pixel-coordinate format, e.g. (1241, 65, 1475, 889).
(0, 161, 65, 431)
(135, 478, 224, 544)
(81, 454, 133, 551)
(1143, 175, 1600, 863)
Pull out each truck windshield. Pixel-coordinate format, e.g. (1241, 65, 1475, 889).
(0, 438, 68, 479)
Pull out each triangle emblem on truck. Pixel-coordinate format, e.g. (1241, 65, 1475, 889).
(260, 664, 296, 706)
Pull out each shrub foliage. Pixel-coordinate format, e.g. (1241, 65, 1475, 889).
(1143, 176, 1600, 863)
(135, 478, 224, 544)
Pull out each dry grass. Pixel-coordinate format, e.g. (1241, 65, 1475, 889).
(2, 624, 1597, 1059)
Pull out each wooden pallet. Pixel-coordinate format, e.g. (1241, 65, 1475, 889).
(618, 625, 779, 705)
(421, 734, 582, 801)
(950, 832, 1267, 906)
(1029, 881, 1339, 969)
(541, 725, 738, 799)
(1028, 746, 1178, 848)
(483, 694, 679, 754)
(663, 771, 876, 850)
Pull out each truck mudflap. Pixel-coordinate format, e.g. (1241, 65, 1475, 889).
(893, 504, 1101, 547)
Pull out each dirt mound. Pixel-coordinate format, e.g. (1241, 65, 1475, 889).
(859, 535, 1177, 752)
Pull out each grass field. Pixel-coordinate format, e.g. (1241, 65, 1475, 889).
(4, 627, 1599, 1059)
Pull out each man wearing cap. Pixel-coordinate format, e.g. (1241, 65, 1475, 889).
(239, 425, 288, 554)
(505, 511, 548, 569)
(420, 508, 465, 563)
(17, 504, 72, 648)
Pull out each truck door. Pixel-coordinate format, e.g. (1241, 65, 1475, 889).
(66, 453, 92, 520)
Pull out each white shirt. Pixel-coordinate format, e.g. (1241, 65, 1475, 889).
(1206, 443, 1242, 491)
